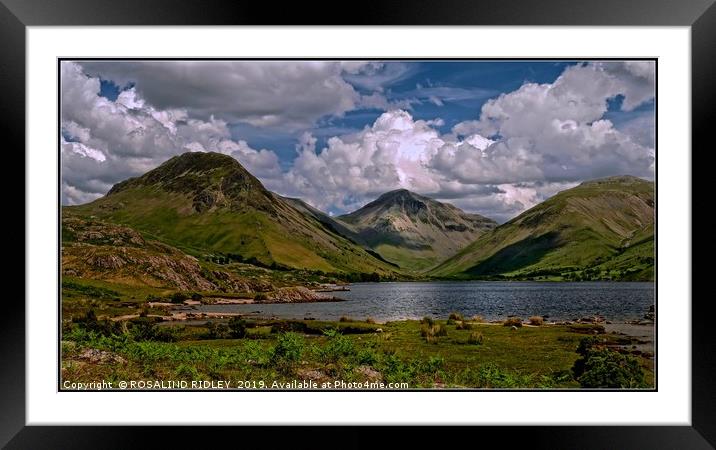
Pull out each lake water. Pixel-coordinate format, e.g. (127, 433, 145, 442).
(193, 281, 655, 322)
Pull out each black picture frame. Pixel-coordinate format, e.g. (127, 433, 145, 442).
(3, 0, 712, 447)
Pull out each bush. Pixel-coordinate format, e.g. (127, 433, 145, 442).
(365, 317, 376, 324)
(190, 292, 203, 301)
(270, 320, 309, 334)
(529, 316, 544, 326)
(129, 317, 178, 342)
(73, 309, 122, 337)
(271, 332, 305, 372)
(339, 316, 353, 323)
(420, 316, 434, 327)
(320, 328, 355, 362)
(471, 315, 485, 323)
(204, 321, 231, 339)
(169, 292, 188, 304)
(254, 292, 268, 301)
(455, 321, 473, 330)
(503, 317, 523, 327)
(572, 337, 647, 388)
(467, 331, 484, 345)
(228, 317, 247, 338)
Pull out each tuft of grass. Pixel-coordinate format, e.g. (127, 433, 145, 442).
(455, 321, 473, 330)
(420, 324, 448, 343)
(447, 312, 463, 325)
(529, 316, 544, 326)
(471, 315, 485, 323)
(420, 316, 434, 327)
(467, 331, 484, 345)
(503, 317, 523, 327)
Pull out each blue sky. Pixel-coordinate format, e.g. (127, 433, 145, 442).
(61, 60, 655, 221)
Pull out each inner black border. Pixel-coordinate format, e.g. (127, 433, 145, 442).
(57, 57, 659, 394)
(4, 0, 712, 446)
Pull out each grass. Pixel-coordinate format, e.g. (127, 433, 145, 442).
(529, 316, 544, 326)
(428, 177, 654, 280)
(503, 317, 523, 328)
(61, 317, 654, 389)
(65, 186, 399, 276)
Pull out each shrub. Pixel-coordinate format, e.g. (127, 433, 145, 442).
(174, 363, 200, 380)
(271, 332, 305, 372)
(190, 292, 203, 301)
(467, 331, 484, 345)
(571, 337, 647, 388)
(73, 309, 122, 337)
(471, 315, 485, 323)
(455, 321, 473, 330)
(420, 316, 434, 327)
(339, 316, 353, 323)
(129, 317, 178, 342)
(503, 317, 523, 327)
(228, 317, 247, 338)
(204, 321, 231, 339)
(365, 317, 376, 324)
(270, 320, 309, 334)
(253, 292, 268, 301)
(529, 316, 544, 326)
(320, 328, 355, 362)
(169, 292, 188, 304)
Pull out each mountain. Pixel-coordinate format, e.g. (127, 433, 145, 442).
(336, 189, 497, 271)
(66, 152, 399, 276)
(429, 176, 655, 280)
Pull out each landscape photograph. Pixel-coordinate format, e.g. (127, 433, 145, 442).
(60, 59, 656, 390)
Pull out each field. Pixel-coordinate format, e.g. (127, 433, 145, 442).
(61, 314, 654, 390)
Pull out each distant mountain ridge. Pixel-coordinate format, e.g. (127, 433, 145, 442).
(337, 189, 497, 271)
(64, 151, 655, 284)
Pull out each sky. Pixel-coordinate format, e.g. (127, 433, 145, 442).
(60, 60, 655, 222)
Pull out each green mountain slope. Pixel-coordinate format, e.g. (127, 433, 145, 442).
(337, 189, 497, 271)
(66, 152, 399, 276)
(61, 215, 270, 292)
(429, 176, 655, 280)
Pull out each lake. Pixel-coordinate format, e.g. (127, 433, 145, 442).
(193, 281, 655, 322)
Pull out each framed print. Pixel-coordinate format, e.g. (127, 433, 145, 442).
(4, 0, 714, 447)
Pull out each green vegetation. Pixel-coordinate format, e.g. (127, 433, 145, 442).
(572, 337, 647, 388)
(65, 152, 400, 277)
(61, 317, 653, 389)
(59, 155, 656, 391)
(430, 176, 654, 280)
